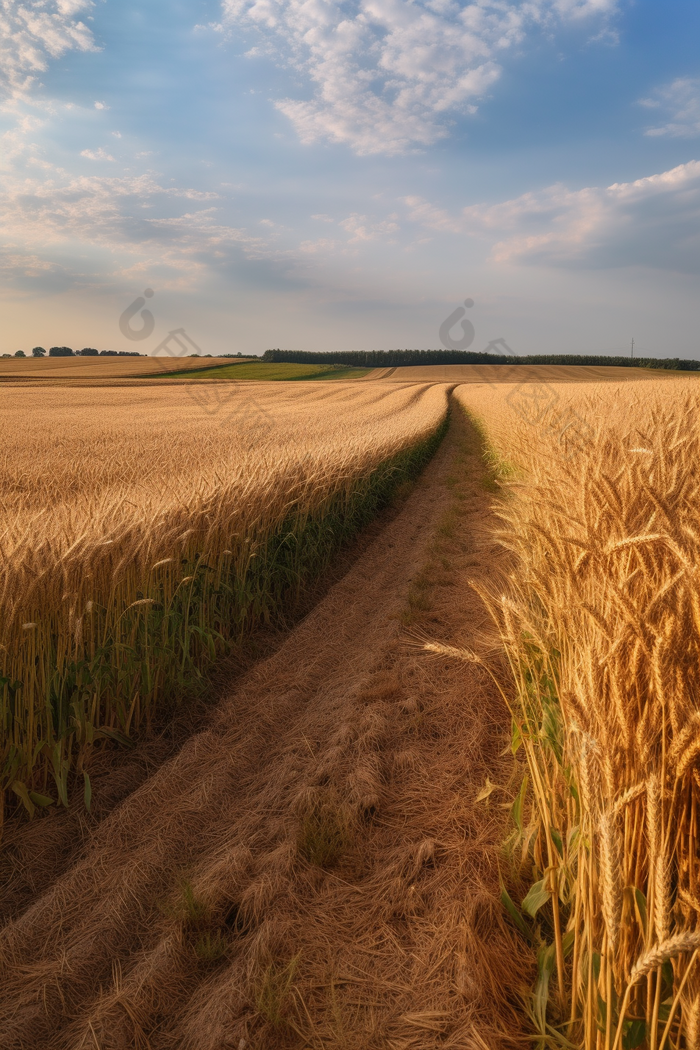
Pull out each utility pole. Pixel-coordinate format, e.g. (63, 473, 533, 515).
(631, 337, 634, 359)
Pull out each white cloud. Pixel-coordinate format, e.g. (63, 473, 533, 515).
(81, 146, 114, 160)
(640, 77, 700, 139)
(339, 212, 399, 242)
(402, 195, 461, 232)
(0, 0, 98, 99)
(94, 100, 107, 109)
(298, 237, 338, 253)
(0, 164, 278, 292)
(218, 0, 619, 154)
(404, 161, 700, 272)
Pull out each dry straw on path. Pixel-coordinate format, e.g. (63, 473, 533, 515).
(454, 377, 700, 1049)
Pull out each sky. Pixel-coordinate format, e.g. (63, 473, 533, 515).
(1, 0, 699, 359)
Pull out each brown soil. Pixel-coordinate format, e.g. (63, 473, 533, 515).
(0, 400, 531, 1049)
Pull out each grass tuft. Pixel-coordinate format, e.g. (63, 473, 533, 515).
(255, 953, 301, 1028)
(297, 792, 352, 868)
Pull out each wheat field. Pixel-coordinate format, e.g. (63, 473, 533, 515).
(452, 377, 700, 1049)
(0, 381, 448, 827)
(368, 364, 680, 384)
(3, 366, 698, 1047)
(0, 356, 244, 380)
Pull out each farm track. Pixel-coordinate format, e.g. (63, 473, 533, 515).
(0, 396, 529, 1049)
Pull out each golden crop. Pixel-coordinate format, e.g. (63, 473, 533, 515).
(0, 356, 236, 380)
(0, 381, 448, 828)
(454, 377, 700, 1049)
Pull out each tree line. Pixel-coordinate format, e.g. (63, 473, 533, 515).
(262, 348, 700, 370)
(2, 348, 145, 358)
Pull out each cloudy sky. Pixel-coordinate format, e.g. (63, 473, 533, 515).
(1, 0, 699, 357)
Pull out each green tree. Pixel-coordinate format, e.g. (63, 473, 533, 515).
(14, 350, 26, 357)
(32, 346, 46, 357)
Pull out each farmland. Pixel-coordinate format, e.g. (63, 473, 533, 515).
(0, 382, 447, 818)
(454, 376, 699, 1048)
(0, 355, 248, 381)
(0, 368, 697, 1049)
(0, 357, 372, 385)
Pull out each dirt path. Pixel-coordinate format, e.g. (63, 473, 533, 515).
(0, 398, 529, 1049)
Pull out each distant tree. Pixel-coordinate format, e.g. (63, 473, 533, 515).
(49, 346, 74, 357)
(14, 350, 26, 357)
(79, 348, 99, 356)
(32, 346, 46, 357)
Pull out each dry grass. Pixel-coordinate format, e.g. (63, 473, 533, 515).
(453, 377, 700, 1048)
(0, 381, 447, 830)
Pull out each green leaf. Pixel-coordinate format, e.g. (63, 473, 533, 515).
(592, 952, 601, 983)
(598, 994, 607, 1030)
(550, 826, 563, 858)
(500, 884, 532, 942)
(522, 878, 550, 919)
(511, 774, 528, 833)
(634, 888, 648, 939)
(96, 726, 135, 748)
(623, 1019, 646, 1050)
(562, 928, 575, 959)
(11, 780, 35, 818)
(28, 790, 54, 808)
(511, 719, 522, 755)
(31, 739, 48, 766)
(538, 940, 557, 978)
(533, 942, 556, 1035)
(83, 772, 92, 814)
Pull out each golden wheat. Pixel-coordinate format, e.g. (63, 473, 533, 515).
(454, 376, 700, 1048)
(0, 355, 238, 380)
(0, 381, 448, 829)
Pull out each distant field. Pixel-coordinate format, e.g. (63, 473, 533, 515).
(170, 362, 371, 381)
(0, 358, 370, 384)
(366, 363, 684, 382)
(0, 356, 253, 380)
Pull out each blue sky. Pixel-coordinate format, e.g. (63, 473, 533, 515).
(1, 0, 699, 358)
